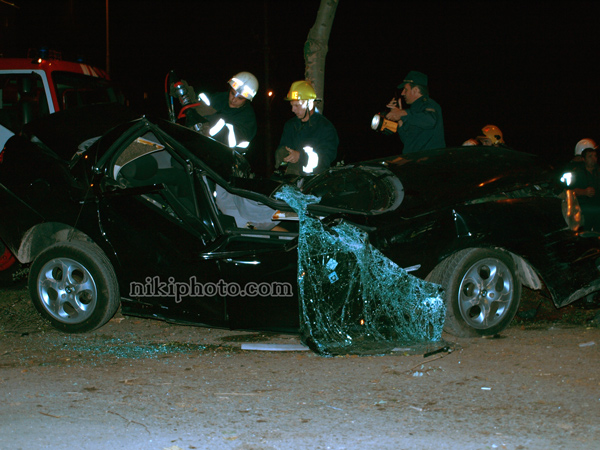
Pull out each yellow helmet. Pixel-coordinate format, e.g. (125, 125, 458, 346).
(285, 80, 317, 101)
(478, 124, 504, 145)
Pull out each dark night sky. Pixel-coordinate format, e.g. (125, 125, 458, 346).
(2, 0, 600, 172)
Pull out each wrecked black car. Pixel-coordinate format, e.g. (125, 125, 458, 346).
(1, 104, 599, 342)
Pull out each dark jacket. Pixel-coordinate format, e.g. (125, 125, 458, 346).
(279, 112, 339, 175)
(398, 96, 445, 153)
(202, 91, 257, 146)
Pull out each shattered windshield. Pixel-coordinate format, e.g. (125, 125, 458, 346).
(275, 185, 447, 356)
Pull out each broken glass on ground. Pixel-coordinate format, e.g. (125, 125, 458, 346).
(275, 185, 448, 356)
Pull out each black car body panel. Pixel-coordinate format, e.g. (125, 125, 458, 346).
(1, 105, 599, 334)
(301, 149, 600, 308)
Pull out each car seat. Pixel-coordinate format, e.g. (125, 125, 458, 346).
(119, 154, 159, 186)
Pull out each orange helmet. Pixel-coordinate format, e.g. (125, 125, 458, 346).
(478, 125, 504, 145)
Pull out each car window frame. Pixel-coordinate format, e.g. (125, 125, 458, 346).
(100, 124, 222, 244)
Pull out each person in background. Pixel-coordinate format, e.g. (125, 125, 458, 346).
(572, 138, 597, 163)
(384, 70, 445, 153)
(477, 124, 507, 147)
(571, 147, 600, 231)
(274, 80, 339, 177)
(564, 138, 597, 174)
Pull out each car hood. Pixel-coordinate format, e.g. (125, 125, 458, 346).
(301, 146, 559, 218)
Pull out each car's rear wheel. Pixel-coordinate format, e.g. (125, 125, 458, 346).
(28, 240, 120, 333)
(427, 248, 521, 337)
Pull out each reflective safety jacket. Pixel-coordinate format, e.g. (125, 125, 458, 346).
(397, 96, 445, 153)
(200, 91, 257, 150)
(278, 112, 339, 176)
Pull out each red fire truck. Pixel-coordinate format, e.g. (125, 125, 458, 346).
(0, 49, 122, 282)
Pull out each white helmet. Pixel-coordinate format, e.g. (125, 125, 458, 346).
(228, 71, 259, 101)
(462, 138, 479, 146)
(574, 138, 598, 156)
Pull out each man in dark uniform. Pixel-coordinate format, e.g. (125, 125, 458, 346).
(275, 80, 339, 176)
(385, 70, 445, 153)
(572, 147, 600, 231)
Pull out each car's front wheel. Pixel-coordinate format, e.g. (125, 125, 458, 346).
(28, 240, 120, 333)
(427, 248, 521, 337)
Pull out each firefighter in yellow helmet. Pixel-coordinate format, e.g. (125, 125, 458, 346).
(274, 80, 339, 176)
(477, 125, 505, 147)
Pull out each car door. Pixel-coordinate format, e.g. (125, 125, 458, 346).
(190, 173, 300, 332)
(209, 231, 300, 332)
(97, 128, 229, 327)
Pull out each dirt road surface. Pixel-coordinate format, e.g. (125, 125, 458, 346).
(1, 283, 599, 450)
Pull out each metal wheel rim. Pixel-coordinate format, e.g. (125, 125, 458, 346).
(37, 257, 98, 324)
(458, 257, 514, 330)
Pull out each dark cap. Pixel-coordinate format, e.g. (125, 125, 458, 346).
(398, 70, 428, 89)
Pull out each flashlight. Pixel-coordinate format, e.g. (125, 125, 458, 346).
(371, 113, 398, 134)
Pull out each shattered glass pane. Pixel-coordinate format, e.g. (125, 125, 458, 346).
(275, 185, 448, 356)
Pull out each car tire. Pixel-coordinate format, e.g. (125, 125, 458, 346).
(427, 248, 521, 338)
(28, 240, 120, 333)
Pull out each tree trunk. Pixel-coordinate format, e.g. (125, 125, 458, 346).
(304, 0, 339, 114)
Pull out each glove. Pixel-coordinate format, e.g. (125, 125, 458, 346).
(192, 103, 217, 117)
(284, 161, 301, 176)
(184, 108, 209, 133)
(274, 146, 303, 176)
(274, 146, 289, 168)
(198, 122, 211, 136)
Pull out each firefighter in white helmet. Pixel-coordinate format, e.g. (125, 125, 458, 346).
(174, 71, 258, 151)
(565, 138, 598, 173)
(574, 138, 598, 161)
(570, 146, 600, 230)
(228, 72, 259, 102)
(563, 138, 598, 187)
